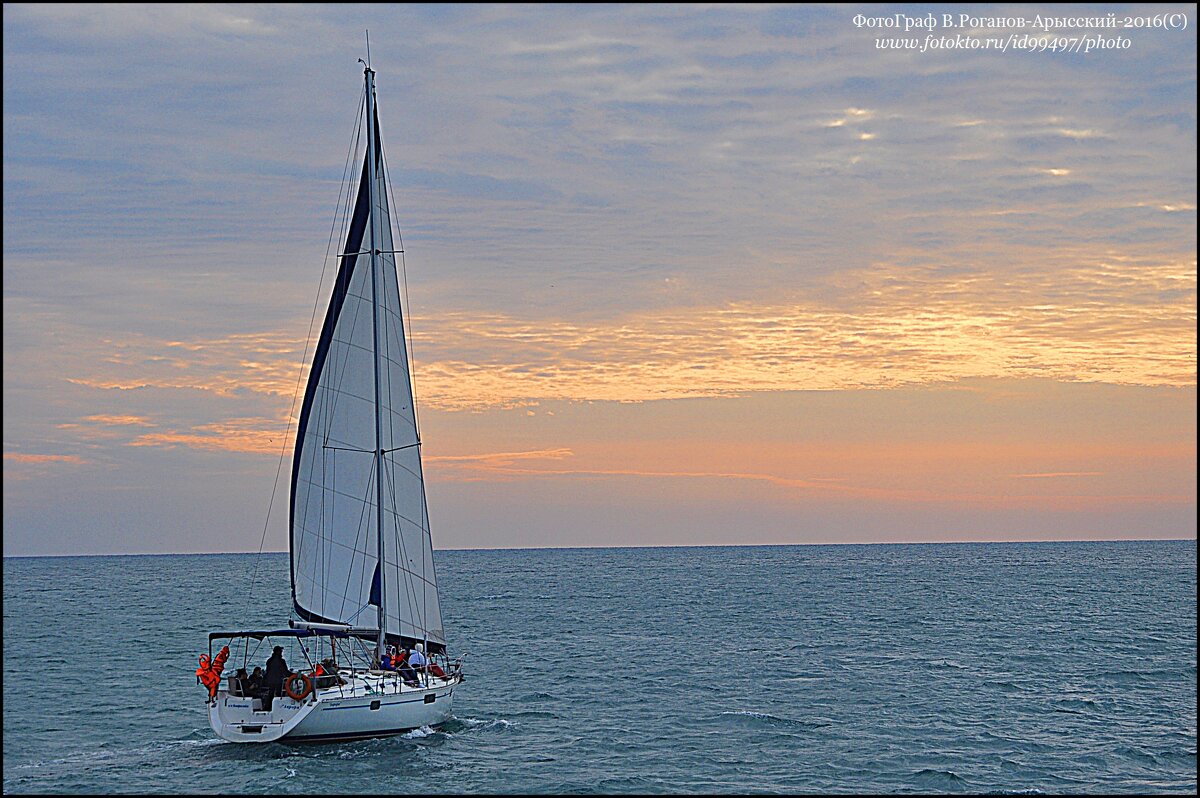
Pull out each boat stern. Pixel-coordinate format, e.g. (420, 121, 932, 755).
(208, 690, 313, 743)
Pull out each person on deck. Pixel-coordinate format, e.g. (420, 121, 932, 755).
(247, 666, 265, 697)
(264, 645, 289, 710)
(407, 642, 429, 685)
(408, 642, 428, 672)
(233, 667, 249, 696)
(394, 645, 419, 686)
(320, 657, 346, 686)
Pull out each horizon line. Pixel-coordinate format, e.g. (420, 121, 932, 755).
(4, 536, 1196, 559)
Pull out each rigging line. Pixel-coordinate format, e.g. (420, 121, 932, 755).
(367, 134, 404, 645)
(323, 439, 336, 612)
(382, 451, 426, 635)
(301, 481, 382, 510)
(336, 459, 376, 619)
(312, 440, 323, 612)
(248, 81, 366, 607)
(386, 156, 439, 638)
(379, 137, 424, 440)
(319, 432, 329, 614)
(412, 428, 430, 645)
(376, 210, 412, 636)
(307, 429, 367, 614)
(352, 458, 381, 619)
(379, 265, 430, 640)
(411, 395, 442, 638)
(376, 141, 439, 643)
(344, 602, 372, 624)
(380, 138, 441, 642)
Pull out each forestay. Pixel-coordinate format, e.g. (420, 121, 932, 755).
(289, 102, 444, 652)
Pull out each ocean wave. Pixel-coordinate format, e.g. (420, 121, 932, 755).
(718, 710, 831, 729)
(991, 680, 1027, 693)
(455, 717, 515, 732)
(912, 768, 969, 786)
(1051, 698, 1101, 714)
(1094, 666, 1194, 683)
(508, 710, 560, 719)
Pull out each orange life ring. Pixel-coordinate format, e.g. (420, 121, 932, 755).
(284, 672, 313, 701)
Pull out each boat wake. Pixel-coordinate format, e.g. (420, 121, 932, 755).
(450, 716, 515, 733)
(11, 734, 229, 774)
(401, 725, 437, 739)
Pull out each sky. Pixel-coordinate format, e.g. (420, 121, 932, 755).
(3, 3, 1195, 556)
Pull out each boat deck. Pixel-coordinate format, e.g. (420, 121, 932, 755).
(313, 669, 457, 700)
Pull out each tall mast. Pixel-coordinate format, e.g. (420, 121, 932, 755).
(364, 64, 387, 661)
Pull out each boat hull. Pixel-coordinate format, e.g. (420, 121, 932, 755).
(208, 673, 458, 743)
(288, 685, 455, 741)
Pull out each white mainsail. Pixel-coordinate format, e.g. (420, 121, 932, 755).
(290, 97, 444, 652)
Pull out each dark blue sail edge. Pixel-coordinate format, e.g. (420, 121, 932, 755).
(368, 563, 382, 607)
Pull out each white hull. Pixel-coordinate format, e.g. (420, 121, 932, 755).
(208, 671, 459, 743)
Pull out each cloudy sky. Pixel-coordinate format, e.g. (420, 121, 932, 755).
(3, 3, 1195, 556)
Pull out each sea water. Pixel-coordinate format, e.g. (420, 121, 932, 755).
(2, 541, 1196, 794)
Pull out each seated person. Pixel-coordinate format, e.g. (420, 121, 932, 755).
(394, 646, 420, 686)
(231, 667, 249, 696)
(408, 643, 428, 673)
(247, 666, 265, 698)
(316, 657, 345, 687)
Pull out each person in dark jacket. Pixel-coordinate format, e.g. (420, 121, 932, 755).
(264, 646, 289, 710)
(247, 666, 265, 698)
(394, 646, 420, 687)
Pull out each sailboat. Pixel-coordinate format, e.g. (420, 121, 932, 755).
(198, 62, 463, 743)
